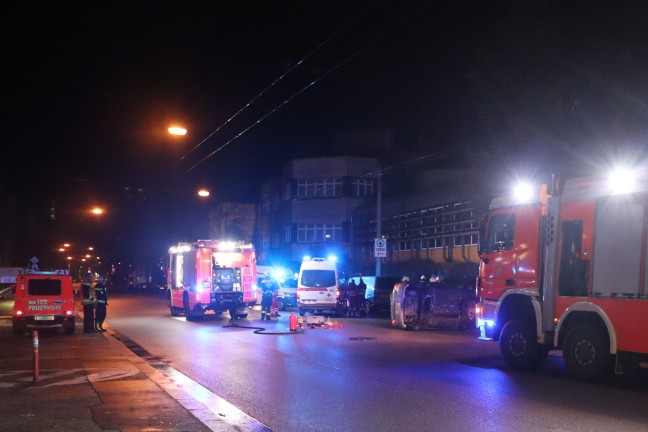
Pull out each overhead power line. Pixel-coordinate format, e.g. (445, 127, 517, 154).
(182, 1, 434, 175)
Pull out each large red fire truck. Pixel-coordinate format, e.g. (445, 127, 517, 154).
(167, 240, 257, 320)
(476, 170, 648, 379)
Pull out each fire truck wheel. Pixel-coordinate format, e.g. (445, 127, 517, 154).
(499, 319, 544, 370)
(170, 305, 180, 316)
(63, 321, 75, 334)
(563, 324, 612, 380)
(183, 293, 195, 321)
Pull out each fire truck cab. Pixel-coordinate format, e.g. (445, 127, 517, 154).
(477, 171, 648, 379)
(167, 240, 257, 320)
(12, 269, 76, 335)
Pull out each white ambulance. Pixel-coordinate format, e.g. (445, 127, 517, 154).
(297, 256, 342, 316)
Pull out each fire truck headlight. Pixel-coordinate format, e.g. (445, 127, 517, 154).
(513, 182, 535, 204)
(66, 310, 73, 315)
(16, 310, 23, 316)
(608, 166, 638, 195)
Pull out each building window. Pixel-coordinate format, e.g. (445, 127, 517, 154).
(431, 238, 442, 249)
(262, 237, 270, 249)
(284, 183, 292, 200)
(297, 179, 342, 198)
(297, 224, 342, 242)
(262, 198, 272, 215)
(285, 226, 291, 243)
(465, 234, 478, 245)
(353, 178, 374, 197)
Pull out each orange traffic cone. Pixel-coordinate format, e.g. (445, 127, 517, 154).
(289, 313, 298, 331)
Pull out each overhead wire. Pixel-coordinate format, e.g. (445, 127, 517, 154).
(182, 1, 435, 175)
(169, 1, 380, 174)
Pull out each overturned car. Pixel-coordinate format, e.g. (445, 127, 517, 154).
(391, 278, 477, 331)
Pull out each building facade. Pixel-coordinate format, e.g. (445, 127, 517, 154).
(258, 157, 380, 271)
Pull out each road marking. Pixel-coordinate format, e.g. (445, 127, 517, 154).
(150, 366, 271, 432)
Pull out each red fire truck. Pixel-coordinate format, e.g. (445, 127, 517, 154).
(167, 240, 257, 320)
(12, 268, 76, 334)
(477, 170, 648, 379)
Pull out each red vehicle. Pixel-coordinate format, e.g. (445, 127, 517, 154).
(167, 240, 257, 320)
(477, 171, 648, 379)
(12, 268, 76, 334)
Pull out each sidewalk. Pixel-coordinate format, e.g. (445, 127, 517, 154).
(0, 316, 218, 431)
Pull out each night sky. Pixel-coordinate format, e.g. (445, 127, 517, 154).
(3, 1, 648, 268)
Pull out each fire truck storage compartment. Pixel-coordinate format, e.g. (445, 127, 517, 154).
(592, 195, 644, 297)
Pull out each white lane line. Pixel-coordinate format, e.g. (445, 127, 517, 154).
(147, 366, 271, 431)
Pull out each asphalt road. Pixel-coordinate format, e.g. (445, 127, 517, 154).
(92, 288, 648, 432)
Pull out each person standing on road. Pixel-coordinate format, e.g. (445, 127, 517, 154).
(357, 277, 367, 316)
(94, 276, 108, 331)
(346, 279, 359, 317)
(260, 273, 276, 321)
(81, 273, 96, 333)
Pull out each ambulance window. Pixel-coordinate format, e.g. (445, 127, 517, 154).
(484, 214, 516, 253)
(28, 279, 62, 296)
(301, 270, 336, 288)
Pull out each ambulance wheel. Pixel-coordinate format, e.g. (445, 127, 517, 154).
(298, 308, 306, 317)
(499, 319, 544, 370)
(563, 324, 612, 380)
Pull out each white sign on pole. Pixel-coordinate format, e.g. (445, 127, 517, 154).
(374, 238, 387, 258)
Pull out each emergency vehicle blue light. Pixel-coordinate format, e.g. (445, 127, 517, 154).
(196, 285, 204, 293)
(302, 255, 312, 261)
(327, 255, 337, 262)
(477, 318, 495, 328)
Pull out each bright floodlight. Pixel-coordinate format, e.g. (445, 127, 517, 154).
(168, 126, 187, 136)
(513, 183, 535, 203)
(608, 167, 638, 195)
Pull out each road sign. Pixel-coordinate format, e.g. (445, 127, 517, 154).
(374, 238, 387, 258)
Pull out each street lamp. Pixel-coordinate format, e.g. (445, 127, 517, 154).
(168, 126, 187, 136)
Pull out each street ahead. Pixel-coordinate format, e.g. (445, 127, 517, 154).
(98, 289, 648, 432)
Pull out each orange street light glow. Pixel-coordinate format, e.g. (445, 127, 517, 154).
(198, 189, 210, 197)
(168, 126, 187, 135)
(91, 207, 104, 215)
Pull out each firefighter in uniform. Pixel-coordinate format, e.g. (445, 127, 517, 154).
(346, 279, 359, 317)
(260, 273, 276, 321)
(357, 277, 367, 316)
(94, 276, 108, 332)
(81, 273, 96, 333)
